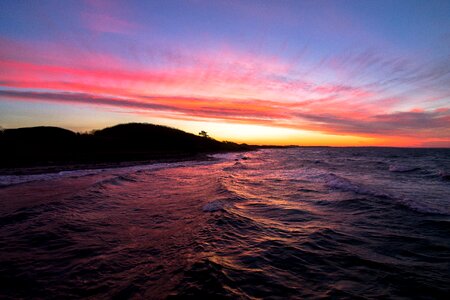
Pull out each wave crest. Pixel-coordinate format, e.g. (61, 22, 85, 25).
(389, 164, 420, 172)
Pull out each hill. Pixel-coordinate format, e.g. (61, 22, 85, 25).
(0, 123, 253, 170)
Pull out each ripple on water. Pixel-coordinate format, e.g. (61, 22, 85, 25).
(1, 148, 450, 298)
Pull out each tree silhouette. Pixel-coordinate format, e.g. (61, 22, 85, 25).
(198, 130, 209, 138)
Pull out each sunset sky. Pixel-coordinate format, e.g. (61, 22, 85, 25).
(1, 0, 449, 146)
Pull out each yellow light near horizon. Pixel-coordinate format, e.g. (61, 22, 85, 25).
(175, 120, 376, 146)
(37, 107, 378, 147)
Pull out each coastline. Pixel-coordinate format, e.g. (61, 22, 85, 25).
(0, 123, 257, 176)
(0, 146, 263, 177)
(0, 153, 215, 176)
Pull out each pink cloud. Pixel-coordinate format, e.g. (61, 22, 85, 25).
(1, 34, 449, 145)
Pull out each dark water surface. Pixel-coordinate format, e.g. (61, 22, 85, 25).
(1, 148, 449, 299)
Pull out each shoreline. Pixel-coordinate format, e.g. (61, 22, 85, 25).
(0, 153, 216, 176)
(0, 147, 262, 177)
(0, 123, 257, 176)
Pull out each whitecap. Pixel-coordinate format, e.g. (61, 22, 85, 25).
(320, 173, 380, 196)
(202, 200, 227, 212)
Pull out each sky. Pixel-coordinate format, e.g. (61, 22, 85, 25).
(0, 0, 449, 146)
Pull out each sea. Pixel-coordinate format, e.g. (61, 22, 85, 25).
(0, 147, 449, 299)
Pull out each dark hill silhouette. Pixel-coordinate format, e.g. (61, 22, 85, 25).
(0, 123, 252, 169)
(92, 123, 225, 152)
(2, 126, 76, 140)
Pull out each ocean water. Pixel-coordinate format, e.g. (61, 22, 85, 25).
(0, 147, 449, 299)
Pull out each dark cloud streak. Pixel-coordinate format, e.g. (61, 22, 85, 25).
(1, 89, 449, 140)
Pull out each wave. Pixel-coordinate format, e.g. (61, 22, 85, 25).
(388, 164, 420, 172)
(0, 169, 104, 187)
(0, 160, 209, 187)
(308, 172, 448, 215)
(222, 161, 249, 172)
(91, 174, 139, 189)
(323, 173, 370, 193)
(394, 196, 449, 215)
(307, 172, 389, 199)
(208, 152, 249, 161)
(202, 200, 228, 212)
(202, 177, 247, 212)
